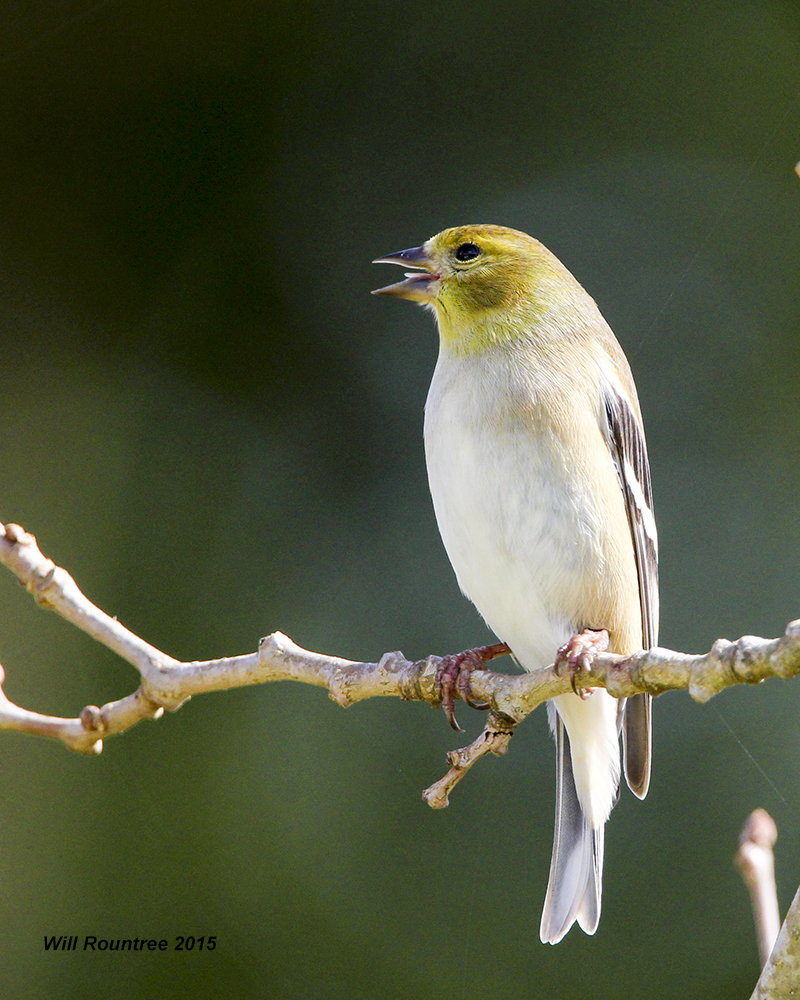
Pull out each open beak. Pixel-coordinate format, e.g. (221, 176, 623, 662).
(371, 245, 440, 302)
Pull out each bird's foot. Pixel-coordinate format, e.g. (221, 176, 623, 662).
(555, 628, 609, 699)
(435, 642, 510, 732)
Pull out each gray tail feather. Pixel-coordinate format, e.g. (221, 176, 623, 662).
(623, 692, 652, 799)
(539, 716, 604, 944)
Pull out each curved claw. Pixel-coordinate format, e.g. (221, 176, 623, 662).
(436, 654, 466, 731)
(447, 709, 465, 732)
(457, 668, 490, 711)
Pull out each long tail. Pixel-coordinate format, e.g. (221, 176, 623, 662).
(539, 715, 604, 944)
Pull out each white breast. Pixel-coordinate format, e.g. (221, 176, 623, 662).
(424, 346, 603, 672)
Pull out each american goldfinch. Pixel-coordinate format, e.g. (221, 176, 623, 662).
(373, 225, 658, 944)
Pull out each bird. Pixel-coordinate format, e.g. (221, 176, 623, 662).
(372, 224, 658, 944)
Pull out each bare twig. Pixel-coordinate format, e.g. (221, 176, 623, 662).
(422, 721, 514, 808)
(2, 520, 800, 806)
(737, 809, 780, 968)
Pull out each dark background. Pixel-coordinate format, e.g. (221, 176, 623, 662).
(1, 1, 799, 997)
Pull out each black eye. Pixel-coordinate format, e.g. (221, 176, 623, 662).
(455, 242, 481, 262)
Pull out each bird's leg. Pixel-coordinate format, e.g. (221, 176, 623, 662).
(435, 641, 510, 732)
(555, 628, 610, 698)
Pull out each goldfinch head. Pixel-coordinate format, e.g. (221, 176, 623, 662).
(373, 224, 582, 352)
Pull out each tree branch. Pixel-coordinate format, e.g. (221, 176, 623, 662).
(1, 520, 800, 805)
(750, 884, 800, 1000)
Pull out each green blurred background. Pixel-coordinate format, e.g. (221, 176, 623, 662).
(0, 1, 799, 997)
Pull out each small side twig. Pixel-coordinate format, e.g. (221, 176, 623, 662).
(422, 719, 515, 809)
(737, 809, 780, 968)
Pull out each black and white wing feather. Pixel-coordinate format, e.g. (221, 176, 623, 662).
(603, 380, 659, 799)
